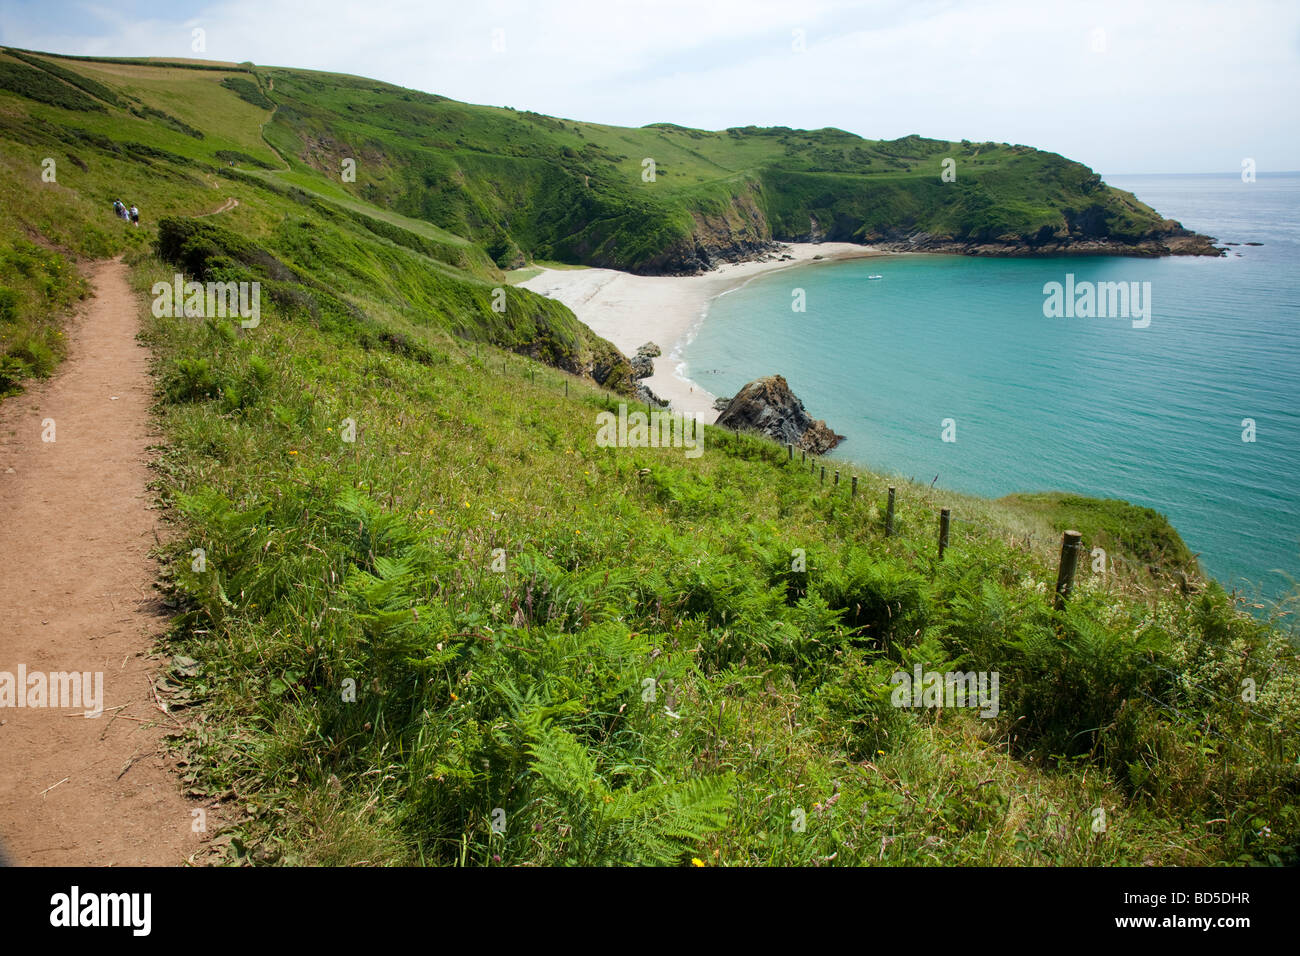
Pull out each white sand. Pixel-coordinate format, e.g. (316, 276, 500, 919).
(519, 242, 882, 423)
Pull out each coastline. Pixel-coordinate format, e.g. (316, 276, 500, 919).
(519, 242, 882, 423)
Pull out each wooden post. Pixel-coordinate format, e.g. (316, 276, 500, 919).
(531, 366, 535, 384)
(1054, 530, 1083, 610)
(819, 465, 825, 484)
(834, 470, 839, 489)
(851, 475, 858, 498)
(787, 443, 793, 462)
(938, 508, 951, 560)
(885, 487, 896, 537)
(801, 449, 806, 464)
(565, 380, 569, 398)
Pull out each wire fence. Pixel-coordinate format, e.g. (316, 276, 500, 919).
(779, 445, 1293, 770)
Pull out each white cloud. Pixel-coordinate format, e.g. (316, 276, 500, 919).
(2, 0, 1297, 172)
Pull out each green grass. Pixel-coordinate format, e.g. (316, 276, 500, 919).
(1001, 492, 1199, 578)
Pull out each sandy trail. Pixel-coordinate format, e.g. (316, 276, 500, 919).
(0, 258, 198, 865)
(197, 197, 239, 217)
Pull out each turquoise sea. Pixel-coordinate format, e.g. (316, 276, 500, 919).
(683, 173, 1300, 603)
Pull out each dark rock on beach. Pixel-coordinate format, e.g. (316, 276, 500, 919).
(714, 375, 844, 454)
(629, 341, 661, 380)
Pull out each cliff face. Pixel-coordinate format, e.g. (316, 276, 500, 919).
(715, 375, 844, 454)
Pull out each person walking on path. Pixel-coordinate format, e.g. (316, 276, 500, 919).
(129, 205, 139, 226)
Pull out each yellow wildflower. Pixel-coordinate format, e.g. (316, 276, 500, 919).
(691, 858, 705, 867)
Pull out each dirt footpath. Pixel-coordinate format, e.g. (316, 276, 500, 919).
(0, 258, 199, 865)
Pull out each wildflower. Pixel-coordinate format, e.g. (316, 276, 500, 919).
(289, 450, 298, 455)
(450, 692, 458, 701)
(877, 750, 885, 755)
(691, 858, 705, 867)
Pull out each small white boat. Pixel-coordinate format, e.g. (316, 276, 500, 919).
(867, 274, 883, 280)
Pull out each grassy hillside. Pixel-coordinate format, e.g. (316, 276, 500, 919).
(0, 49, 633, 395)
(0, 50, 1295, 867)
(256, 68, 1206, 273)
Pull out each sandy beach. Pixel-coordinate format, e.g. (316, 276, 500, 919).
(519, 242, 881, 423)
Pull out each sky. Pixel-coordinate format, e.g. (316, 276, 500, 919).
(2, 0, 1297, 174)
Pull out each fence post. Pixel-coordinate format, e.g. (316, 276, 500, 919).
(801, 449, 806, 465)
(565, 380, 569, 398)
(1054, 530, 1083, 610)
(885, 486, 896, 537)
(851, 475, 858, 498)
(787, 443, 793, 462)
(834, 470, 839, 489)
(939, 508, 951, 559)
(819, 465, 825, 485)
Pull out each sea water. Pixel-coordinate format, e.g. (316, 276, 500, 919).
(683, 173, 1300, 603)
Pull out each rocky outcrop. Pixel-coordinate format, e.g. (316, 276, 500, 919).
(626, 342, 667, 406)
(715, 375, 844, 454)
(866, 223, 1222, 258)
(629, 341, 661, 380)
(646, 237, 778, 275)
(636, 382, 667, 408)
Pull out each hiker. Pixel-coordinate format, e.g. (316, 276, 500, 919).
(129, 205, 139, 226)
(112, 199, 124, 220)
